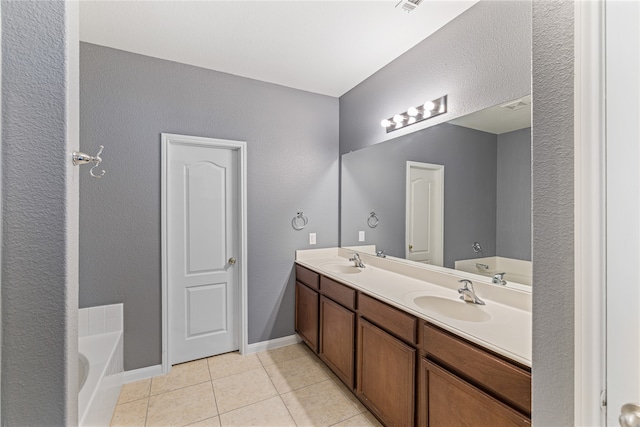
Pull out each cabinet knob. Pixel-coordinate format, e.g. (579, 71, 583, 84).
(409, 244, 413, 251)
(228, 257, 237, 265)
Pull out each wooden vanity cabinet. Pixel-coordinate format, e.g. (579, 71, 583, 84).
(420, 360, 530, 427)
(319, 296, 355, 387)
(319, 276, 357, 388)
(295, 265, 320, 353)
(418, 323, 531, 426)
(295, 263, 532, 427)
(357, 294, 417, 427)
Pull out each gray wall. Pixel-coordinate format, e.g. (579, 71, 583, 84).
(531, 1, 575, 424)
(341, 123, 498, 267)
(79, 43, 339, 370)
(496, 128, 532, 260)
(339, 1, 532, 154)
(2, 1, 78, 424)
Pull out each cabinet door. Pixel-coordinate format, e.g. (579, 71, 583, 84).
(357, 318, 415, 427)
(421, 359, 530, 427)
(320, 296, 355, 388)
(295, 281, 319, 353)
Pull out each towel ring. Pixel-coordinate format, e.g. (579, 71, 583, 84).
(292, 211, 308, 231)
(367, 211, 379, 228)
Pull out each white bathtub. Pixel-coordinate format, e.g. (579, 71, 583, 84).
(79, 304, 124, 426)
(454, 256, 532, 288)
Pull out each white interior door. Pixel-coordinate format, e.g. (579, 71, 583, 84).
(405, 161, 444, 266)
(606, 1, 640, 424)
(165, 134, 240, 366)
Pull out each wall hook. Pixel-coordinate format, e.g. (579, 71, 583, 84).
(73, 145, 106, 179)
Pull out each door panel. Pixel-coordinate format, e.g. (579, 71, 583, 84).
(167, 137, 239, 365)
(606, 1, 640, 423)
(406, 162, 444, 266)
(185, 162, 227, 273)
(186, 283, 227, 337)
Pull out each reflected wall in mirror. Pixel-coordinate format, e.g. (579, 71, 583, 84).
(341, 96, 532, 288)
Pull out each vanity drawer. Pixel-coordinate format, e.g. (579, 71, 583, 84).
(321, 276, 356, 310)
(296, 264, 319, 290)
(358, 293, 417, 344)
(423, 323, 531, 416)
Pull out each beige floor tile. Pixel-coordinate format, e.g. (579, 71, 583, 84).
(330, 412, 383, 427)
(281, 380, 360, 426)
(257, 342, 313, 366)
(146, 382, 217, 426)
(185, 415, 221, 427)
(150, 359, 211, 395)
(212, 367, 278, 414)
(207, 352, 262, 380)
(264, 355, 329, 393)
(117, 379, 151, 405)
(218, 396, 296, 426)
(110, 398, 148, 427)
(329, 376, 367, 413)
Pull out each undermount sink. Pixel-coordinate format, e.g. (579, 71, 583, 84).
(319, 262, 362, 275)
(412, 295, 491, 323)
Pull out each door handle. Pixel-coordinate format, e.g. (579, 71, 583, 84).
(228, 257, 237, 265)
(620, 403, 640, 427)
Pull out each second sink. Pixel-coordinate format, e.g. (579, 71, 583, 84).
(411, 295, 491, 323)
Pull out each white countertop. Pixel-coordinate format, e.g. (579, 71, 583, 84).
(295, 248, 532, 367)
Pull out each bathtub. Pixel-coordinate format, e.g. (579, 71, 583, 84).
(454, 256, 532, 288)
(79, 304, 124, 426)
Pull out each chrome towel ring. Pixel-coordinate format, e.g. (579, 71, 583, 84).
(367, 211, 379, 228)
(292, 211, 308, 231)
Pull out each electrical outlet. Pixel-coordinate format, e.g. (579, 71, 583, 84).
(309, 233, 316, 245)
(359, 231, 365, 242)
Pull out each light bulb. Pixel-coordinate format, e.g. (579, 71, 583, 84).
(407, 116, 416, 124)
(423, 101, 435, 111)
(407, 107, 419, 117)
(393, 114, 404, 124)
(380, 119, 392, 128)
(439, 102, 446, 113)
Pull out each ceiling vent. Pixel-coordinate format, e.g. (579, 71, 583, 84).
(395, 0, 423, 13)
(500, 99, 530, 111)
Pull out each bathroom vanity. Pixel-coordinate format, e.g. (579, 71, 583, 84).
(295, 248, 531, 427)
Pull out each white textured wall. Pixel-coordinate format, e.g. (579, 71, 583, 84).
(532, 1, 575, 424)
(1, 1, 79, 424)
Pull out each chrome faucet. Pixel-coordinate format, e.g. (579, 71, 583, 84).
(492, 272, 507, 286)
(376, 250, 386, 258)
(349, 252, 366, 268)
(458, 279, 485, 305)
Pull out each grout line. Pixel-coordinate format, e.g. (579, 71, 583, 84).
(143, 396, 150, 427)
(205, 358, 222, 419)
(278, 394, 299, 427)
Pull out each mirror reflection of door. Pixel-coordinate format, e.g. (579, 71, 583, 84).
(405, 161, 444, 266)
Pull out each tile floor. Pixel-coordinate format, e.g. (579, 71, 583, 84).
(110, 343, 383, 427)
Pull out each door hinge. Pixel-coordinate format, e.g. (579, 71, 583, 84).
(601, 389, 607, 408)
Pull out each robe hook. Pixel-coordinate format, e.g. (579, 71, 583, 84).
(72, 145, 106, 179)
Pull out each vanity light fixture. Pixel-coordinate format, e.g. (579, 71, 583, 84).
(380, 95, 447, 133)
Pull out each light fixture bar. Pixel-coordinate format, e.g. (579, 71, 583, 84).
(380, 95, 448, 133)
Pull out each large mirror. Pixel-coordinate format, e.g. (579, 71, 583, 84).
(340, 95, 532, 290)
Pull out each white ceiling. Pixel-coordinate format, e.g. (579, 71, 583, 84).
(79, 0, 478, 97)
(449, 95, 532, 134)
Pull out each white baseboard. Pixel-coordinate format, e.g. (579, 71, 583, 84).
(123, 364, 163, 383)
(244, 334, 302, 354)
(123, 335, 301, 381)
